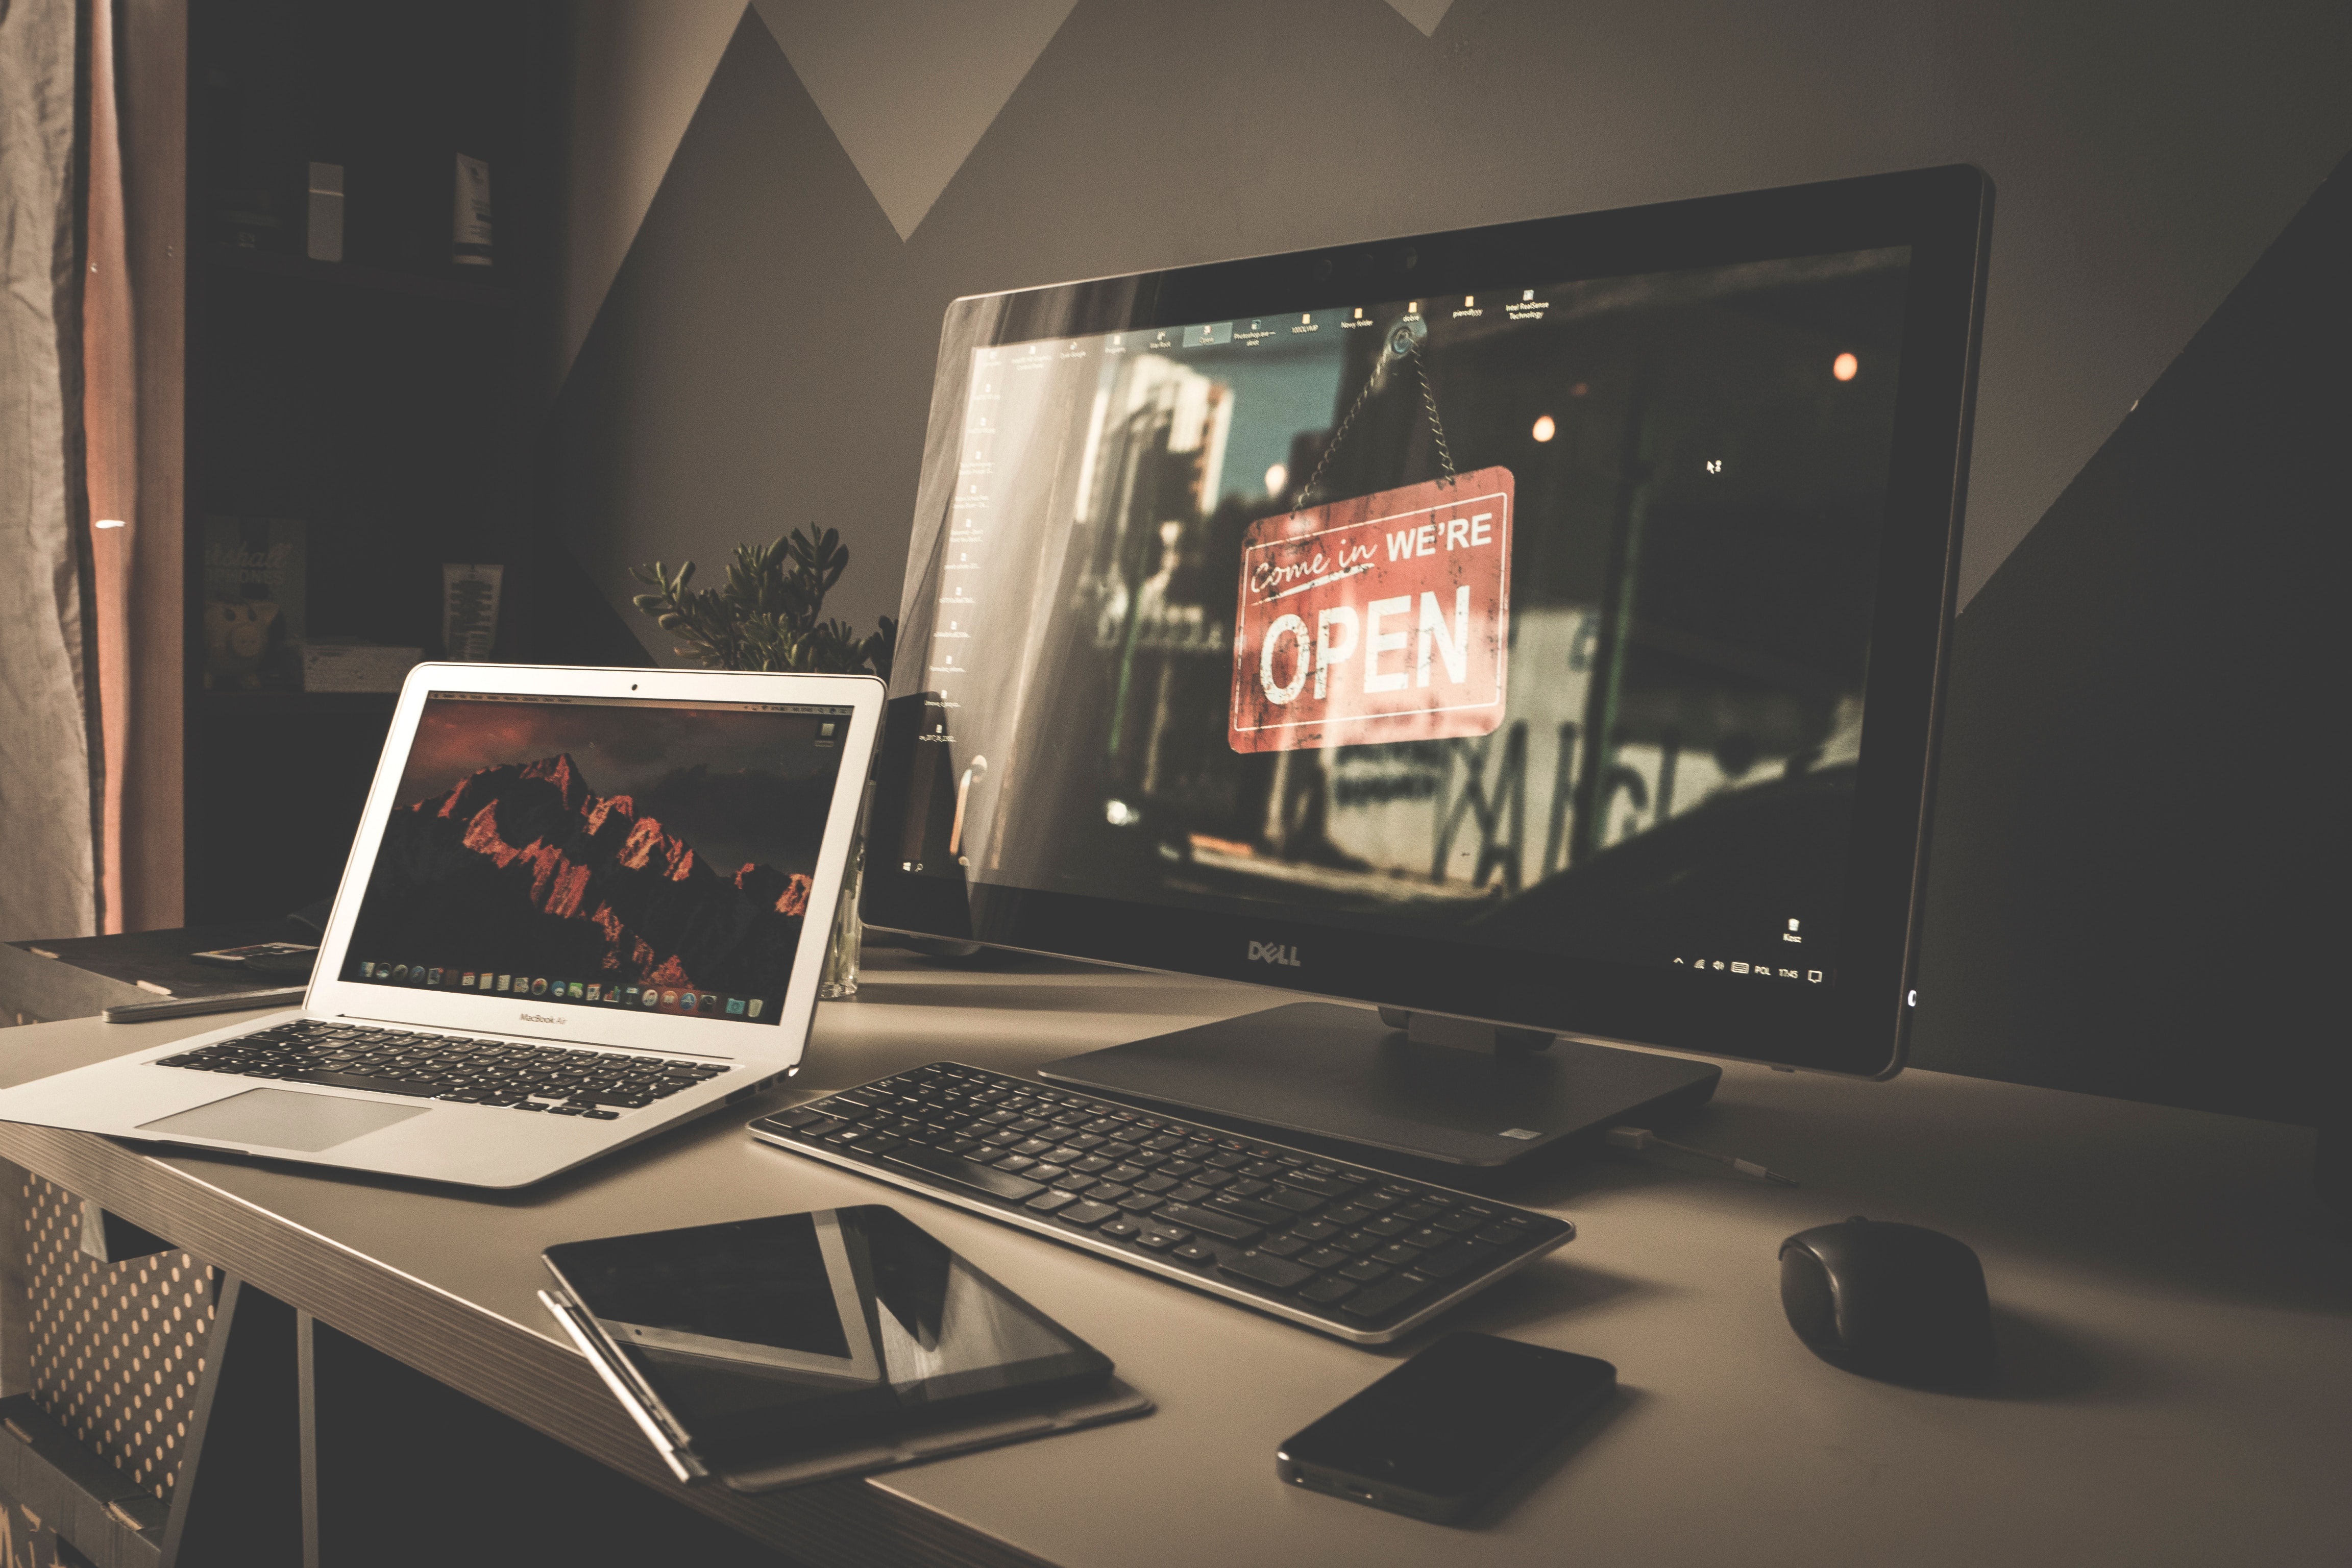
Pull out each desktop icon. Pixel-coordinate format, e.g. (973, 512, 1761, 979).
(496, 974, 511, 992)
(642, 991, 658, 1008)
(568, 982, 585, 1000)
(359, 962, 376, 977)
(682, 992, 699, 1012)
(585, 983, 601, 1001)
(461, 972, 477, 989)
(748, 998, 764, 1019)
(1730, 962, 1750, 974)
(725, 997, 745, 1016)
(391, 965, 408, 981)
(1808, 971, 1824, 983)
(412, 966, 429, 984)
(531, 977, 549, 996)
(661, 990, 678, 1006)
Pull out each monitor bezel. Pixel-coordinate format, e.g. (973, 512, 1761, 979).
(862, 165, 1992, 1080)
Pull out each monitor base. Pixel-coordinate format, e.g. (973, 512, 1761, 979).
(1039, 1002, 1720, 1179)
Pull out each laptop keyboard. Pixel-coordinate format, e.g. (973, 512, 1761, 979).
(157, 1021, 729, 1119)
(749, 1062, 1575, 1342)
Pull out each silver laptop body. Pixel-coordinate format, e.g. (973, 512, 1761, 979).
(0, 664, 884, 1188)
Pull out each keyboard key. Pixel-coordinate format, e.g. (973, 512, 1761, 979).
(1139, 1221, 1193, 1247)
(1059, 1201, 1120, 1228)
(1209, 1194, 1287, 1226)
(1323, 1204, 1371, 1226)
(993, 1155, 1037, 1172)
(1402, 1227, 1451, 1250)
(1262, 1187, 1322, 1213)
(1277, 1170, 1365, 1199)
(1087, 1183, 1132, 1202)
(1433, 1211, 1485, 1234)
(1025, 1190, 1079, 1213)
(1170, 1243, 1215, 1264)
(1332, 1231, 1383, 1255)
(1116, 1193, 1165, 1214)
(1166, 1183, 1212, 1204)
(1340, 1272, 1437, 1321)
(1157, 1204, 1264, 1243)
(1360, 1215, 1412, 1237)
(1414, 1239, 1502, 1280)
(1134, 1174, 1179, 1194)
(1296, 1246, 1350, 1270)
(1218, 1252, 1315, 1290)
(1227, 1179, 1272, 1198)
(1475, 1223, 1527, 1246)
(1134, 1229, 1180, 1251)
(1098, 1218, 1141, 1240)
(1298, 1277, 1358, 1306)
(274, 1070, 439, 1098)
(1258, 1234, 1309, 1257)
(884, 1145, 1044, 1201)
(1337, 1258, 1391, 1282)
(1395, 1202, 1441, 1222)
(1290, 1219, 1341, 1241)
(1372, 1242, 1426, 1266)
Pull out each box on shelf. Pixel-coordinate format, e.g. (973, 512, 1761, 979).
(301, 641, 422, 693)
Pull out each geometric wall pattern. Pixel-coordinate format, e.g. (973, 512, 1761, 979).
(549, 4, 2350, 1116)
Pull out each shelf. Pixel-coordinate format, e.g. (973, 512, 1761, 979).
(201, 688, 403, 712)
(201, 243, 511, 307)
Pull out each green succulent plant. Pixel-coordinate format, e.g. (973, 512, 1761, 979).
(630, 528, 895, 678)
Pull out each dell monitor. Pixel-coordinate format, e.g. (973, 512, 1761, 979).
(862, 165, 1992, 1173)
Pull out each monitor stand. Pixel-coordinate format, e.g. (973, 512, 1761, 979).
(1038, 1002, 1720, 1180)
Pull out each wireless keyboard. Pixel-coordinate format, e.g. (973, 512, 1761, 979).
(748, 1062, 1574, 1343)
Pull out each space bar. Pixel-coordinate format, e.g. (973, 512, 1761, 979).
(273, 1070, 441, 1098)
(884, 1145, 1043, 1200)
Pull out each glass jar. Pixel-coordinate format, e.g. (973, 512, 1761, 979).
(817, 821, 865, 999)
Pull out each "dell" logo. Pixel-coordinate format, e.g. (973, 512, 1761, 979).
(1246, 940, 1301, 968)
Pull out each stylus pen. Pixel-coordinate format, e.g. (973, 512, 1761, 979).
(102, 986, 307, 1023)
(537, 1290, 708, 1484)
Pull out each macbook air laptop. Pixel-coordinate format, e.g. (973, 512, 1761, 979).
(0, 663, 884, 1187)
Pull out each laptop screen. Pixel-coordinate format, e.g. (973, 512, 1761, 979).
(337, 691, 855, 1027)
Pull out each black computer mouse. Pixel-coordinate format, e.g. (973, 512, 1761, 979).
(1779, 1216, 1995, 1389)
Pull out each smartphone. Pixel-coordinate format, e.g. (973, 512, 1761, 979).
(1276, 1332, 1615, 1524)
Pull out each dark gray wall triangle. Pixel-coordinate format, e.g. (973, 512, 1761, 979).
(1909, 155, 2348, 1123)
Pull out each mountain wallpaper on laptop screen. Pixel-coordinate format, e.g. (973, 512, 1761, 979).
(348, 751, 821, 997)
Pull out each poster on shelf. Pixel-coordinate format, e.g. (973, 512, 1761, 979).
(201, 515, 305, 690)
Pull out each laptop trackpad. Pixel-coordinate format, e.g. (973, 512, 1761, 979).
(139, 1088, 430, 1152)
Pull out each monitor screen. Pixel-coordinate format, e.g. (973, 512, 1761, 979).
(338, 691, 855, 1026)
(864, 168, 1989, 1077)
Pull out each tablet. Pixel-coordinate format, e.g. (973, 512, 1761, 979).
(543, 1206, 1122, 1483)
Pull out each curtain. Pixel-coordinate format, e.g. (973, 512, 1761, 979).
(0, 0, 98, 942)
(83, 0, 134, 930)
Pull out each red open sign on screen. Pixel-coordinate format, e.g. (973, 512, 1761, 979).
(1229, 467, 1512, 754)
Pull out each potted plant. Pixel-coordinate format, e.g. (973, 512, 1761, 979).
(631, 528, 895, 996)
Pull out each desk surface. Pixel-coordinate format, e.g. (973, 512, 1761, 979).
(3, 952, 2347, 1566)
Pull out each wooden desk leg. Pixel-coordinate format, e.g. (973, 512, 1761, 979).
(159, 1277, 302, 1568)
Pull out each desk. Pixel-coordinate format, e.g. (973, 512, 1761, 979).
(2, 951, 2346, 1566)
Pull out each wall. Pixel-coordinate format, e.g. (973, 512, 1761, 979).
(540, 0, 2349, 1119)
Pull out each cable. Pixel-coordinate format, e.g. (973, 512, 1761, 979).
(1606, 1125, 1800, 1187)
